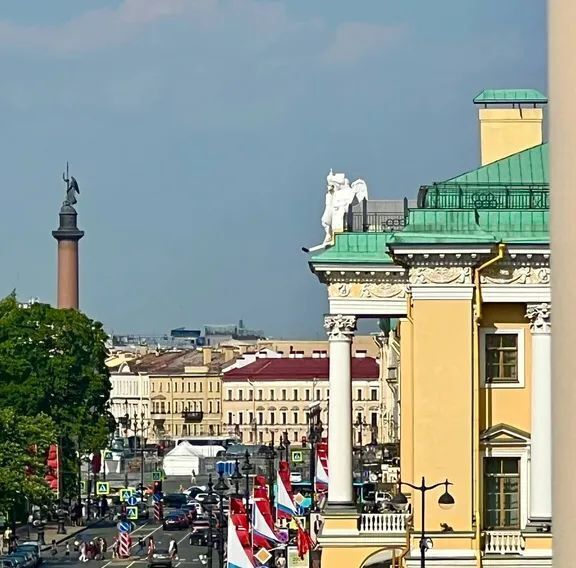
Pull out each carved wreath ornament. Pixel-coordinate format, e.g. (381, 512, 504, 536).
(408, 266, 472, 285)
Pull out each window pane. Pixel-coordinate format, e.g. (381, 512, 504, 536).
(502, 458, 519, 474)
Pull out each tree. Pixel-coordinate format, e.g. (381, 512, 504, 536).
(0, 294, 113, 498)
(0, 408, 56, 516)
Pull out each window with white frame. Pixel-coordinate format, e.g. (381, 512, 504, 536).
(480, 328, 525, 387)
(484, 457, 520, 529)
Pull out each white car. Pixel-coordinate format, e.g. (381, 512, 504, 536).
(290, 472, 303, 483)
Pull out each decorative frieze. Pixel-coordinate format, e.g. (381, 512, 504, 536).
(328, 282, 406, 299)
(324, 314, 357, 340)
(526, 303, 551, 334)
(481, 266, 550, 285)
(408, 266, 472, 285)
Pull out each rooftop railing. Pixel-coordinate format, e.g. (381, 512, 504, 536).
(418, 183, 549, 210)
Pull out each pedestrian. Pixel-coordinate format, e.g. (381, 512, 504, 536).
(147, 536, 156, 560)
(168, 537, 178, 561)
(100, 537, 108, 560)
(190, 469, 197, 485)
(79, 541, 87, 563)
(275, 554, 287, 568)
(65, 543, 70, 558)
(50, 539, 58, 557)
(111, 538, 118, 559)
(138, 537, 145, 555)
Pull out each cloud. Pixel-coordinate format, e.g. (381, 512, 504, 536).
(320, 21, 406, 65)
(0, 0, 403, 65)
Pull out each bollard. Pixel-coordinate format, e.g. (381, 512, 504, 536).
(56, 509, 67, 535)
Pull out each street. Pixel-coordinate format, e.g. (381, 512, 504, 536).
(43, 517, 220, 568)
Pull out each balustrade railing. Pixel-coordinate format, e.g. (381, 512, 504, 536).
(484, 530, 525, 555)
(359, 513, 410, 533)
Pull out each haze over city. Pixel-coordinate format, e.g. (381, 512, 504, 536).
(0, 0, 545, 337)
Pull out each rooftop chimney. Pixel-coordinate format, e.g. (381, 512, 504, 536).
(203, 347, 212, 366)
(474, 89, 547, 165)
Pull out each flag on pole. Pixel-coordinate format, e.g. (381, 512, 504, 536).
(276, 472, 297, 518)
(252, 499, 280, 546)
(227, 515, 253, 568)
(296, 523, 314, 560)
(315, 455, 329, 487)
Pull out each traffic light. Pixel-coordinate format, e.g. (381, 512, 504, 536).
(153, 480, 163, 494)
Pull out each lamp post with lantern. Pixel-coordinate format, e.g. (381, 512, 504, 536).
(392, 478, 455, 568)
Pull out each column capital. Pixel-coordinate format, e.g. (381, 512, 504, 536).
(526, 302, 551, 334)
(324, 314, 357, 340)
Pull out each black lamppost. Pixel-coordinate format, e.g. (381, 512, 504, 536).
(266, 432, 276, 516)
(231, 459, 243, 497)
(241, 451, 253, 527)
(392, 478, 455, 568)
(133, 411, 147, 501)
(278, 431, 290, 462)
(203, 475, 218, 568)
(307, 404, 323, 512)
(214, 472, 229, 568)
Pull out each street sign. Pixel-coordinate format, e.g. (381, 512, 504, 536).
(291, 450, 303, 463)
(152, 471, 162, 481)
(127, 495, 138, 506)
(119, 489, 133, 502)
(117, 521, 132, 533)
(96, 482, 110, 495)
(293, 493, 305, 506)
(287, 546, 308, 567)
(254, 548, 272, 565)
(152, 493, 161, 502)
(126, 506, 138, 520)
(104, 451, 113, 460)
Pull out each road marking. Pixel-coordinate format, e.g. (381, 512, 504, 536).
(130, 523, 163, 548)
(177, 533, 190, 545)
(101, 561, 113, 568)
(176, 562, 181, 567)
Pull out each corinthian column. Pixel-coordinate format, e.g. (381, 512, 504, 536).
(526, 303, 551, 527)
(324, 314, 356, 508)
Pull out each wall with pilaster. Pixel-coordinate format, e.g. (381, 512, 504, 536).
(411, 299, 473, 532)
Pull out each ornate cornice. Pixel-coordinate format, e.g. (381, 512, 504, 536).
(328, 282, 406, 299)
(324, 314, 357, 340)
(526, 303, 551, 334)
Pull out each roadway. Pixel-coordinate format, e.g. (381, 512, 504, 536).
(42, 516, 221, 568)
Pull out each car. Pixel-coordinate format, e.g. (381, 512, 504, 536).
(148, 549, 172, 568)
(162, 512, 188, 530)
(162, 494, 187, 508)
(17, 545, 41, 565)
(182, 486, 206, 498)
(184, 501, 203, 515)
(8, 553, 33, 568)
(194, 493, 220, 504)
(0, 557, 21, 568)
(290, 472, 303, 483)
(14, 547, 40, 567)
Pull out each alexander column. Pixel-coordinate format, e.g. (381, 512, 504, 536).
(52, 167, 84, 309)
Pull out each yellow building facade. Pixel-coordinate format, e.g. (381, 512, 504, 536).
(307, 90, 551, 567)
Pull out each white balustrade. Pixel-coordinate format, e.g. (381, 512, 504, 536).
(359, 513, 410, 533)
(484, 531, 525, 555)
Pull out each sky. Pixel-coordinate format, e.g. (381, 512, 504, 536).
(0, 0, 546, 339)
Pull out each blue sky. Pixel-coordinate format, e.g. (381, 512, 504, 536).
(0, 0, 546, 338)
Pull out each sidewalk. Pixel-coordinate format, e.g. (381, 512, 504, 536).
(15, 519, 105, 551)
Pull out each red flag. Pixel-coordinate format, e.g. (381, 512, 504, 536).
(230, 498, 246, 515)
(296, 526, 314, 559)
(255, 474, 268, 487)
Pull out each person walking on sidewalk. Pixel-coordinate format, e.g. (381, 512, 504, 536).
(168, 538, 178, 561)
(146, 537, 156, 560)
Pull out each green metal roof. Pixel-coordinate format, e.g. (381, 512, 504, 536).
(445, 143, 548, 185)
(473, 89, 547, 104)
(311, 232, 395, 264)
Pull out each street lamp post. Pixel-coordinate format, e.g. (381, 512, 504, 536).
(203, 476, 218, 568)
(214, 472, 230, 568)
(392, 477, 455, 568)
(267, 433, 277, 516)
(241, 451, 253, 527)
(307, 404, 323, 512)
(133, 412, 147, 501)
(231, 459, 243, 497)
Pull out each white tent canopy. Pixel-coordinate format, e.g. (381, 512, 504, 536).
(163, 441, 201, 477)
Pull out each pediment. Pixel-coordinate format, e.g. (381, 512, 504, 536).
(151, 394, 166, 401)
(481, 423, 530, 446)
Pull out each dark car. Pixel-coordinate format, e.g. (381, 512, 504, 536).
(15, 547, 40, 568)
(162, 494, 187, 509)
(8, 553, 33, 568)
(162, 512, 188, 530)
(0, 557, 21, 568)
(148, 548, 172, 568)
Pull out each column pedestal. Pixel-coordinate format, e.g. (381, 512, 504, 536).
(526, 303, 552, 530)
(324, 314, 356, 511)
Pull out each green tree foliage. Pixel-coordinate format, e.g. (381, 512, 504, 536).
(0, 408, 56, 514)
(0, 294, 113, 499)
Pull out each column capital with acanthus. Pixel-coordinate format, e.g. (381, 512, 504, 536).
(324, 314, 357, 340)
(526, 302, 551, 334)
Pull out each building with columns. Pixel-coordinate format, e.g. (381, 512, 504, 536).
(307, 89, 551, 567)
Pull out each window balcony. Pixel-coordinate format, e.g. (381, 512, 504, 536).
(483, 530, 525, 555)
(358, 513, 411, 534)
(182, 411, 203, 423)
